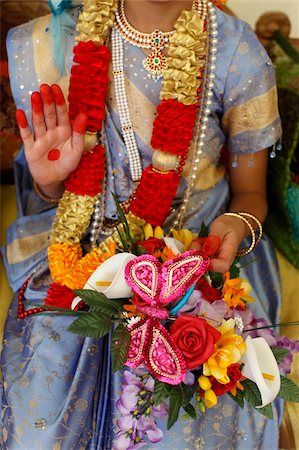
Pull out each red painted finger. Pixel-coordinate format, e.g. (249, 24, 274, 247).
(51, 84, 70, 129)
(51, 84, 66, 106)
(40, 84, 57, 131)
(40, 84, 54, 105)
(16, 109, 28, 129)
(31, 92, 43, 114)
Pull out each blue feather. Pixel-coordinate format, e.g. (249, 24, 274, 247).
(48, 1, 76, 76)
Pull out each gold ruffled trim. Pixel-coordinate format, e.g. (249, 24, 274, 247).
(77, 0, 118, 44)
(161, 10, 207, 105)
(50, 191, 98, 244)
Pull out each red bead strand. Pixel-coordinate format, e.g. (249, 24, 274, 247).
(17, 276, 47, 319)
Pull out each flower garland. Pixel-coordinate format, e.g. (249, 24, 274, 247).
(47, 0, 208, 290)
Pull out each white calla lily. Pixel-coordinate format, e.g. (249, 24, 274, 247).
(162, 237, 184, 255)
(242, 336, 281, 407)
(71, 252, 136, 309)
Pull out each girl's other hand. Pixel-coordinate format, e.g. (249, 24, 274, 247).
(16, 84, 87, 198)
(190, 214, 247, 273)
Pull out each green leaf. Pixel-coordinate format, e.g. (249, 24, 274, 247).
(74, 289, 126, 315)
(183, 403, 196, 419)
(242, 379, 262, 407)
(279, 376, 299, 402)
(116, 225, 129, 252)
(154, 380, 171, 406)
(74, 289, 115, 314)
(198, 223, 209, 237)
(111, 324, 131, 372)
(271, 347, 290, 364)
(255, 404, 273, 419)
(67, 312, 113, 338)
(167, 387, 183, 429)
(209, 271, 224, 289)
(229, 258, 240, 279)
(228, 390, 244, 409)
(180, 383, 195, 407)
(136, 244, 147, 256)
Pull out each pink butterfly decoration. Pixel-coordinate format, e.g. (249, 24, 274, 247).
(124, 251, 210, 385)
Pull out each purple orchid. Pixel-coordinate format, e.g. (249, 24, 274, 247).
(274, 336, 299, 374)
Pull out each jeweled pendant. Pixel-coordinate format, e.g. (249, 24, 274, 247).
(143, 48, 167, 81)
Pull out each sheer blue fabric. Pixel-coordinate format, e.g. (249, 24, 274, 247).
(1, 7, 283, 449)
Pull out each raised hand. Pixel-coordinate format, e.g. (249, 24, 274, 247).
(16, 84, 87, 198)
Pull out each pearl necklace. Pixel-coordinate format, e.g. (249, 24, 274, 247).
(115, 0, 204, 80)
(90, 1, 218, 244)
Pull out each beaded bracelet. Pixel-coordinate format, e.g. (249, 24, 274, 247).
(33, 180, 61, 204)
(224, 212, 261, 256)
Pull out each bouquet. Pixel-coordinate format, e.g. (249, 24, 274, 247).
(31, 209, 299, 449)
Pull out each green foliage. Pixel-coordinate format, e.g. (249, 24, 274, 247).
(229, 257, 240, 279)
(279, 376, 299, 402)
(228, 390, 244, 409)
(74, 289, 126, 315)
(242, 379, 262, 407)
(67, 312, 113, 339)
(111, 324, 131, 372)
(154, 380, 171, 406)
(198, 223, 209, 237)
(167, 387, 183, 429)
(183, 403, 197, 419)
(256, 404, 273, 419)
(180, 383, 195, 406)
(112, 192, 138, 254)
(209, 271, 224, 289)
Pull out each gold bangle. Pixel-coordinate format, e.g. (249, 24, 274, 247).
(238, 212, 263, 245)
(224, 212, 256, 256)
(33, 180, 61, 204)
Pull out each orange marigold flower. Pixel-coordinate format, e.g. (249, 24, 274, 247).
(64, 243, 117, 290)
(48, 243, 82, 285)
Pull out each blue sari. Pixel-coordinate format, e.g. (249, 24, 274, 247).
(1, 7, 283, 449)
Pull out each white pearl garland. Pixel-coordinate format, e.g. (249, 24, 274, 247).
(112, 27, 143, 182)
(173, 1, 218, 229)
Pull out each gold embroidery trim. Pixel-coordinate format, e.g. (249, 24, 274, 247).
(222, 86, 279, 137)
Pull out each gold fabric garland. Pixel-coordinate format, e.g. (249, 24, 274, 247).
(77, 0, 118, 44)
(161, 10, 207, 105)
(50, 191, 98, 244)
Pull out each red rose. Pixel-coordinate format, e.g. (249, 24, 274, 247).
(191, 235, 222, 256)
(198, 279, 222, 303)
(170, 315, 221, 369)
(136, 237, 166, 255)
(210, 364, 243, 396)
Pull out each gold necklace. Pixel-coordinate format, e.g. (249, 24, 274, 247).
(115, 0, 202, 80)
